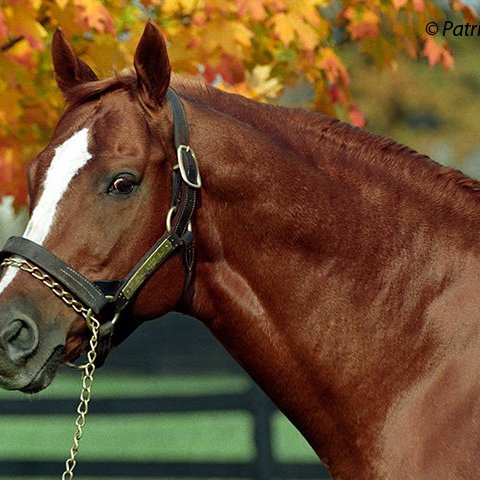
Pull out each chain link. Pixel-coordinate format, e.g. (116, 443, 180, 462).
(1, 258, 95, 330)
(0, 257, 103, 479)
(62, 310, 100, 480)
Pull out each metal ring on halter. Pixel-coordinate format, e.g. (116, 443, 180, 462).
(65, 360, 88, 371)
(166, 206, 177, 232)
(65, 307, 120, 370)
(166, 206, 192, 233)
(65, 320, 119, 371)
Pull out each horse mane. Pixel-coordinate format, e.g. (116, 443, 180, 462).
(64, 70, 480, 212)
(173, 76, 480, 213)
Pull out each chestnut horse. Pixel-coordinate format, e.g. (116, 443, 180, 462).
(1, 22, 480, 479)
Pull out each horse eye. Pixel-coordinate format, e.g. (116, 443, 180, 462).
(108, 175, 137, 196)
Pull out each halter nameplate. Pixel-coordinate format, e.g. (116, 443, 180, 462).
(120, 236, 175, 301)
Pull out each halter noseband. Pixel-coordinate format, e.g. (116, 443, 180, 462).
(0, 88, 201, 367)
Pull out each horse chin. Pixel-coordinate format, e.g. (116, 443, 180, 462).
(19, 345, 65, 394)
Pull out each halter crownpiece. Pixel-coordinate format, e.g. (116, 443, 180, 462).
(0, 87, 201, 367)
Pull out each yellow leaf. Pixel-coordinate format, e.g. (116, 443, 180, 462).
(272, 12, 295, 46)
(0, 87, 22, 127)
(201, 21, 252, 57)
(232, 21, 252, 48)
(74, 0, 115, 34)
(161, 0, 201, 15)
(392, 0, 407, 9)
(6, 39, 37, 68)
(289, 12, 319, 50)
(83, 34, 128, 76)
(168, 35, 201, 72)
(56, 0, 70, 10)
(161, 0, 181, 15)
(236, 0, 267, 21)
(287, 0, 330, 21)
(178, 0, 201, 10)
(245, 64, 283, 99)
(30, 0, 43, 11)
(4, 3, 47, 49)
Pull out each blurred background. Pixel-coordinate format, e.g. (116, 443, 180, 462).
(0, 0, 479, 479)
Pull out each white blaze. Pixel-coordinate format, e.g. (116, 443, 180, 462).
(0, 128, 92, 296)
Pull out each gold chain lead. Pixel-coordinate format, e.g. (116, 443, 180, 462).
(0, 258, 96, 330)
(0, 257, 103, 479)
(62, 310, 99, 480)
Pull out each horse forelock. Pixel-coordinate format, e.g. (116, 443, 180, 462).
(63, 69, 138, 108)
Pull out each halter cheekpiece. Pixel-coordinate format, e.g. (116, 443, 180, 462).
(0, 88, 201, 367)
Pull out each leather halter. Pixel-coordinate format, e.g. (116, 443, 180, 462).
(0, 87, 201, 367)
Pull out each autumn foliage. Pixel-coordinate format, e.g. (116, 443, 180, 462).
(0, 0, 476, 205)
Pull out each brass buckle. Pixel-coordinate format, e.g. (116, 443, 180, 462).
(177, 145, 201, 189)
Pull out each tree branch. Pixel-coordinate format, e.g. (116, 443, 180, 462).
(0, 16, 50, 53)
(0, 35, 23, 53)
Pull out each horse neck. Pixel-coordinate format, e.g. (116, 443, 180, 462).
(177, 85, 480, 478)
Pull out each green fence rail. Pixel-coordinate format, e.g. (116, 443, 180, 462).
(0, 385, 331, 480)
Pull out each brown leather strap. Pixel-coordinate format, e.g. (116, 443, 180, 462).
(0, 236, 108, 314)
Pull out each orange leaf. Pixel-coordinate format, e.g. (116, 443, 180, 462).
(348, 105, 366, 127)
(392, 0, 407, 9)
(205, 54, 245, 84)
(74, 0, 115, 34)
(344, 6, 379, 40)
(423, 37, 442, 66)
(441, 46, 454, 70)
(0, 10, 7, 39)
(318, 48, 350, 85)
(0, 147, 27, 205)
(328, 84, 347, 105)
(452, 0, 478, 22)
(412, 0, 425, 12)
(423, 37, 454, 69)
(404, 37, 417, 59)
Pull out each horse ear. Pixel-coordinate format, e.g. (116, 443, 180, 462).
(52, 27, 98, 95)
(134, 22, 171, 108)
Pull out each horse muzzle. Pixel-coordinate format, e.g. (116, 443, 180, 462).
(1, 315, 39, 363)
(0, 300, 65, 393)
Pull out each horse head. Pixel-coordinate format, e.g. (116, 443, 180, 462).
(0, 23, 189, 393)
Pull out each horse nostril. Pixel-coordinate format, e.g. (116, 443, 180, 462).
(1, 318, 39, 362)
